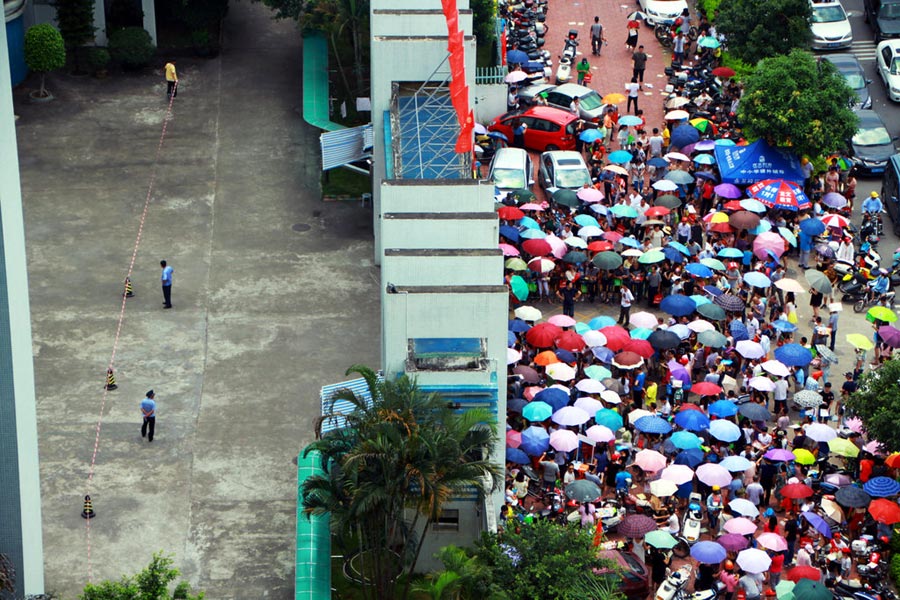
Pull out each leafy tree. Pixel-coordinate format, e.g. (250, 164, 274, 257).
(54, 0, 96, 72)
(80, 551, 204, 599)
(473, 519, 614, 600)
(737, 50, 857, 160)
(25, 24, 66, 98)
(301, 365, 502, 600)
(417, 545, 508, 600)
(470, 0, 496, 46)
(846, 359, 900, 453)
(715, 0, 812, 63)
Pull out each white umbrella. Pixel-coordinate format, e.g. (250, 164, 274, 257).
(574, 397, 604, 415)
(576, 379, 606, 394)
(666, 97, 691, 108)
(761, 360, 791, 377)
(650, 479, 679, 497)
(623, 248, 644, 257)
(664, 111, 689, 122)
(737, 548, 772, 574)
(547, 362, 576, 381)
(775, 278, 807, 293)
(582, 330, 608, 347)
(635, 449, 668, 473)
(630, 311, 659, 329)
(736, 340, 765, 359)
(578, 226, 603, 239)
(601, 390, 622, 405)
(688, 319, 716, 333)
(793, 390, 824, 408)
(514, 306, 542, 321)
(586, 424, 615, 443)
(696, 463, 732, 487)
(629, 408, 653, 423)
(552, 406, 591, 426)
(652, 180, 679, 192)
(665, 151, 691, 162)
(709, 420, 741, 442)
(505, 70, 529, 83)
(805, 423, 838, 442)
(550, 429, 579, 452)
(565, 236, 588, 249)
(729, 498, 760, 517)
(749, 376, 776, 392)
(507, 347, 522, 365)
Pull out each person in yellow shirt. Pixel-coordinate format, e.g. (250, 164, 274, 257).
(165, 60, 178, 98)
(644, 380, 658, 409)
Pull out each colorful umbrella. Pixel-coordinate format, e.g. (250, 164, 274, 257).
(867, 305, 897, 323)
(780, 483, 815, 499)
(747, 179, 811, 212)
(864, 476, 900, 497)
(828, 437, 859, 457)
(793, 449, 816, 465)
(786, 566, 822, 583)
(717, 533, 750, 552)
(846, 333, 874, 350)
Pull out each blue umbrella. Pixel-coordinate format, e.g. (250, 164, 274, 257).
(579, 128, 605, 142)
(685, 263, 713, 278)
(669, 324, 692, 339)
(592, 346, 615, 363)
(534, 388, 569, 412)
(620, 236, 642, 248)
(619, 115, 643, 126)
(509, 318, 531, 333)
(520, 228, 546, 239)
(671, 124, 700, 148)
(648, 157, 669, 168)
(717, 247, 744, 258)
(691, 295, 711, 306)
(506, 447, 530, 464)
(799, 218, 826, 236)
(703, 284, 724, 297)
(608, 150, 633, 164)
(634, 415, 673, 434)
(668, 241, 692, 256)
(520, 426, 550, 456)
(523, 401, 553, 422)
(691, 541, 728, 564)
(720, 455, 753, 471)
(694, 154, 716, 165)
(716, 138, 736, 146)
(590, 316, 617, 329)
(487, 131, 508, 141)
(575, 214, 600, 228)
(520, 216, 541, 230)
(709, 419, 741, 442)
(801, 511, 832, 537)
(772, 319, 798, 333)
(660, 294, 697, 317)
(695, 171, 719, 182)
(672, 430, 703, 449)
(709, 399, 739, 418)
(675, 448, 704, 468)
(507, 49, 529, 64)
(630, 327, 654, 340)
(499, 225, 520, 242)
(674, 410, 710, 431)
(729, 320, 749, 342)
(863, 476, 900, 497)
(508, 397, 527, 412)
(508, 330, 517, 346)
(575, 322, 591, 334)
(750, 221, 772, 235)
(596, 408, 624, 431)
(556, 349, 576, 363)
(663, 246, 685, 263)
(775, 343, 813, 367)
(743, 271, 772, 288)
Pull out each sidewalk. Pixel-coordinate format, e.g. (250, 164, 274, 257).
(15, 1, 379, 597)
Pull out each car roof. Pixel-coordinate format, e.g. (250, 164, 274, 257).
(542, 150, 587, 166)
(523, 105, 579, 124)
(810, 0, 844, 7)
(491, 147, 529, 169)
(554, 83, 599, 98)
(824, 53, 861, 70)
(855, 109, 886, 128)
(878, 39, 900, 54)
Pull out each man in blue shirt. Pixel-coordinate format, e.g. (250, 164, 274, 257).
(160, 260, 174, 309)
(615, 465, 633, 493)
(140, 390, 157, 442)
(868, 270, 890, 304)
(862, 191, 884, 215)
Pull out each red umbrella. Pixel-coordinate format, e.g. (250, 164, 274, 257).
(723, 200, 743, 211)
(525, 323, 562, 348)
(522, 239, 552, 257)
(498, 206, 525, 221)
(623, 338, 654, 358)
(712, 66, 736, 78)
(780, 483, 815, 499)
(599, 325, 631, 351)
(709, 222, 733, 234)
(588, 240, 614, 252)
(691, 382, 723, 396)
(603, 231, 623, 243)
(869, 498, 900, 524)
(613, 350, 644, 369)
(679, 403, 704, 412)
(786, 566, 821, 583)
(645, 206, 670, 218)
(557, 330, 586, 352)
(886, 454, 900, 468)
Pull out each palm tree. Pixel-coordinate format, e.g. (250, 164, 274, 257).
(301, 365, 502, 600)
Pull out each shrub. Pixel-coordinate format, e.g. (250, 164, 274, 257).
(697, 0, 722, 19)
(85, 46, 110, 70)
(890, 553, 900, 587)
(24, 24, 66, 96)
(108, 27, 155, 68)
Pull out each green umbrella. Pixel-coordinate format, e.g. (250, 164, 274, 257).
(509, 188, 535, 203)
(775, 580, 796, 600)
(510, 275, 529, 301)
(697, 303, 726, 321)
(585, 365, 612, 380)
(805, 269, 833, 295)
(552, 189, 579, 208)
(593, 251, 623, 270)
(655, 194, 682, 209)
(792, 579, 832, 600)
(666, 170, 694, 185)
(610, 204, 639, 218)
(645, 530, 679, 549)
(867, 305, 897, 323)
(505, 258, 528, 271)
(697, 35, 721, 49)
(700, 258, 727, 271)
(698, 330, 727, 348)
(638, 250, 666, 264)
(565, 479, 602, 503)
(563, 250, 588, 264)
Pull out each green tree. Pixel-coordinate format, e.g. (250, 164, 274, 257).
(301, 365, 502, 600)
(54, 0, 96, 72)
(80, 551, 204, 599)
(737, 49, 857, 160)
(24, 24, 66, 98)
(845, 358, 900, 453)
(470, 0, 496, 46)
(473, 519, 614, 600)
(418, 545, 508, 600)
(715, 0, 812, 63)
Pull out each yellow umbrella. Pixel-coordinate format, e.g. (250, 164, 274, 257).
(603, 93, 626, 105)
(846, 333, 874, 351)
(793, 448, 816, 465)
(828, 437, 860, 457)
(710, 212, 730, 224)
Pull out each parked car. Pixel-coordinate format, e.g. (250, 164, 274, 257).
(489, 147, 534, 195)
(877, 40, 900, 101)
(488, 106, 580, 152)
(527, 83, 611, 123)
(880, 154, 900, 234)
(638, 0, 689, 26)
(823, 54, 872, 108)
(538, 151, 591, 190)
(517, 83, 557, 105)
(865, 0, 900, 41)
(597, 550, 650, 600)
(849, 109, 897, 175)
(810, 0, 853, 49)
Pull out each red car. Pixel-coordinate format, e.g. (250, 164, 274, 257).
(597, 550, 651, 600)
(488, 106, 580, 152)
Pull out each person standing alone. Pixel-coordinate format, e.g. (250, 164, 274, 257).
(160, 260, 173, 308)
(141, 390, 157, 442)
(164, 60, 178, 99)
(590, 17, 606, 56)
(632, 45, 648, 90)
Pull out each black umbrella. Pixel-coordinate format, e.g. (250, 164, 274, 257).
(513, 365, 541, 384)
(697, 303, 726, 321)
(508, 398, 527, 413)
(739, 403, 771, 421)
(835, 486, 871, 508)
(565, 479, 602, 503)
(713, 294, 745, 312)
(655, 194, 682, 209)
(648, 329, 681, 350)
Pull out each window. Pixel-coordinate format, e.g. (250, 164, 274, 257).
(407, 338, 487, 371)
(432, 509, 460, 531)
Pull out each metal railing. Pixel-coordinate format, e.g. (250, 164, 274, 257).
(475, 65, 506, 85)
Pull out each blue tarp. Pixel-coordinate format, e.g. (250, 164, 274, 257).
(714, 139, 804, 185)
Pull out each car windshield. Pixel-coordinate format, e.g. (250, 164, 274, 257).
(493, 168, 526, 189)
(853, 126, 892, 146)
(556, 168, 591, 188)
(579, 92, 604, 110)
(881, 2, 900, 18)
(892, 57, 900, 74)
(620, 552, 646, 573)
(812, 5, 846, 22)
(843, 72, 866, 89)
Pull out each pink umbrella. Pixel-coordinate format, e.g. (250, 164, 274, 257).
(821, 213, 850, 229)
(586, 424, 615, 443)
(724, 517, 759, 535)
(548, 314, 577, 328)
(544, 234, 568, 259)
(506, 430, 522, 448)
(753, 231, 787, 259)
(757, 532, 788, 551)
(845, 417, 864, 434)
(697, 463, 732, 487)
(520, 202, 545, 211)
(635, 449, 668, 473)
(864, 440, 883, 455)
(524, 386, 544, 401)
(577, 187, 605, 203)
(500, 243, 520, 256)
(575, 397, 604, 414)
(661, 464, 695, 485)
(550, 429, 579, 452)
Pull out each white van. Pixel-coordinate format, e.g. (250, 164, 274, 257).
(489, 147, 534, 193)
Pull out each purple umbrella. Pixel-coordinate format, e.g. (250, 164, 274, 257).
(715, 183, 742, 199)
(695, 140, 717, 151)
(822, 192, 848, 209)
(802, 511, 832, 537)
(718, 533, 751, 551)
(691, 541, 728, 564)
(669, 368, 692, 387)
(878, 326, 900, 348)
(764, 448, 796, 462)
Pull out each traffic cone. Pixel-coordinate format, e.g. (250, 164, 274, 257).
(123, 277, 134, 298)
(104, 368, 117, 390)
(81, 494, 95, 519)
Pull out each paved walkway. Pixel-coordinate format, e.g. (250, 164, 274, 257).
(15, 1, 379, 597)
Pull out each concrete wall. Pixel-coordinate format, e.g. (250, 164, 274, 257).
(474, 83, 506, 125)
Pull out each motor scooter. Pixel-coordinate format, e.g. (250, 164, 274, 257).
(681, 493, 704, 543)
(656, 565, 722, 600)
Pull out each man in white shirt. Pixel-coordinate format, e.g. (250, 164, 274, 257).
(773, 377, 788, 413)
(649, 128, 664, 157)
(618, 284, 635, 325)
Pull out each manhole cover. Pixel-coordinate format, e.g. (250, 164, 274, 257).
(292, 223, 311, 232)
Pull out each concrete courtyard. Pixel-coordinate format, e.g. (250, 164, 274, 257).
(14, 1, 379, 597)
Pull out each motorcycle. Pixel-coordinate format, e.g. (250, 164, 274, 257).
(598, 498, 625, 532)
(852, 283, 896, 313)
(656, 565, 721, 600)
(554, 31, 578, 84)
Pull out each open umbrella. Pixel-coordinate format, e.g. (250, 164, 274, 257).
(514, 306, 541, 322)
(618, 513, 659, 538)
(718, 533, 750, 552)
(828, 437, 859, 457)
(675, 448, 704, 468)
(552, 406, 590, 426)
(740, 403, 772, 421)
(698, 330, 727, 348)
(709, 419, 741, 442)
(692, 541, 727, 564)
(634, 415, 673, 435)
(730, 211, 761, 231)
(660, 294, 697, 317)
(593, 251, 624, 270)
(764, 448, 796, 462)
(661, 464, 695, 485)
(645, 529, 679, 549)
(565, 479, 602, 503)
(697, 303, 726, 320)
(550, 429, 579, 452)
(714, 294, 745, 312)
(729, 498, 760, 518)
(595, 408, 623, 431)
(864, 476, 900, 497)
(786, 566, 822, 583)
(520, 426, 550, 456)
(747, 179, 811, 212)
(805, 424, 837, 442)
(586, 424, 615, 443)
(869, 498, 900, 524)
(757, 532, 788, 551)
(697, 463, 731, 487)
(513, 365, 541, 384)
(793, 579, 832, 600)
(674, 410, 710, 432)
(793, 449, 816, 465)
(805, 269, 833, 295)
(724, 517, 759, 535)
(526, 322, 562, 347)
(613, 351, 644, 370)
(635, 449, 669, 473)
(801, 511, 832, 537)
(867, 305, 897, 323)
(761, 360, 791, 377)
(648, 329, 681, 351)
(781, 483, 815, 499)
(709, 400, 740, 419)
(846, 333, 875, 350)
(720, 455, 753, 472)
(671, 431, 703, 450)
(835, 486, 871, 508)
(793, 390, 823, 409)
(737, 548, 772, 573)
(506, 447, 530, 464)
(693, 382, 724, 397)
(523, 401, 553, 422)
